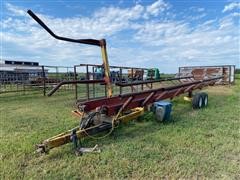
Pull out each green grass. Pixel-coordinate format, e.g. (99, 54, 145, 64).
(235, 73, 240, 79)
(0, 80, 239, 179)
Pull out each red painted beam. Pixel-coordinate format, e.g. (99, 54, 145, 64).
(47, 80, 105, 96)
(77, 76, 222, 116)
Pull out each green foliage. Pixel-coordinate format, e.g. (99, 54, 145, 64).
(0, 80, 239, 179)
(235, 73, 240, 80)
(235, 69, 240, 74)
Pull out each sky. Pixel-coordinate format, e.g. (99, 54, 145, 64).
(0, 0, 239, 73)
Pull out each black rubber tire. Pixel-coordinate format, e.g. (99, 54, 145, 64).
(192, 93, 203, 109)
(200, 92, 208, 107)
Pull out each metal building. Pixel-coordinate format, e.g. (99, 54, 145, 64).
(0, 60, 46, 83)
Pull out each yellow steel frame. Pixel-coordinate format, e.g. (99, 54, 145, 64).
(37, 107, 144, 153)
(183, 96, 192, 102)
(100, 39, 113, 97)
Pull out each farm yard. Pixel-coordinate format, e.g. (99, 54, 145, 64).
(1, 0, 240, 179)
(1, 78, 239, 179)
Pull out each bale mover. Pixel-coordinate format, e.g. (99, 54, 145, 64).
(27, 10, 223, 154)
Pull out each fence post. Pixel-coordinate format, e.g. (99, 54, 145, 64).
(42, 66, 46, 96)
(120, 68, 122, 94)
(86, 65, 90, 100)
(74, 65, 78, 100)
(92, 66, 95, 98)
(131, 68, 133, 92)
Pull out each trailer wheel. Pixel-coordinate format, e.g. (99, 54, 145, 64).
(200, 92, 208, 107)
(192, 93, 203, 109)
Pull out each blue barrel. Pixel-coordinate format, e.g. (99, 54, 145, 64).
(152, 101, 172, 122)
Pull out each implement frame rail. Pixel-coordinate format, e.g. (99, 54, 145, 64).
(115, 76, 194, 87)
(47, 79, 105, 96)
(77, 76, 222, 116)
(47, 76, 193, 97)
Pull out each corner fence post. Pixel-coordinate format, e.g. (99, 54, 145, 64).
(86, 65, 90, 100)
(42, 66, 46, 96)
(74, 65, 78, 100)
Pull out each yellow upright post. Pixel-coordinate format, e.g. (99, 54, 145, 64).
(100, 39, 113, 97)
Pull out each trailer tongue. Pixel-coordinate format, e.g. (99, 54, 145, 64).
(28, 10, 223, 154)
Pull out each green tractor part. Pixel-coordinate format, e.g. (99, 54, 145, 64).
(147, 68, 160, 80)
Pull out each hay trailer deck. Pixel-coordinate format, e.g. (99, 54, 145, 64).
(27, 10, 223, 154)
